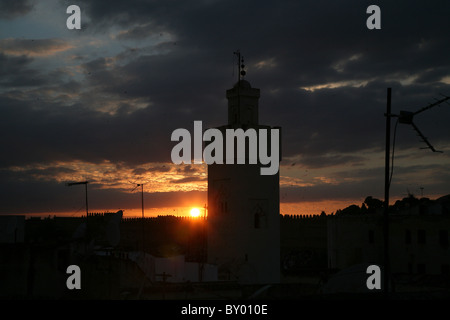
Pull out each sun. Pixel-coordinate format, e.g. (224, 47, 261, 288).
(190, 207, 201, 218)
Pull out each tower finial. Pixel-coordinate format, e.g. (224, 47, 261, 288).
(240, 55, 246, 79)
(233, 50, 246, 83)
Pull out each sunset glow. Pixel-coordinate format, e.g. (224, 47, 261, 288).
(190, 207, 201, 218)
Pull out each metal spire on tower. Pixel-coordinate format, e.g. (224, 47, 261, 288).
(233, 50, 246, 83)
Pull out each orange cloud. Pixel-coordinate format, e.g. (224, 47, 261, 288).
(7, 160, 207, 193)
(0, 38, 74, 57)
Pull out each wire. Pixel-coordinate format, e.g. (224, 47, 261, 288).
(71, 204, 85, 216)
(389, 118, 399, 188)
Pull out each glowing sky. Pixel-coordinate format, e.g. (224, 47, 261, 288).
(1, 0, 449, 217)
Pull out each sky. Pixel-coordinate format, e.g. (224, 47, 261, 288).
(0, 0, 449, 218)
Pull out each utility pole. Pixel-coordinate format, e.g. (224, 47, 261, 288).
(384, 88, 391, 298)
(382, 88, 448, 298)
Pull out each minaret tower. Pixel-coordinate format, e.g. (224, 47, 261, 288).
(207, 51, 281, 284)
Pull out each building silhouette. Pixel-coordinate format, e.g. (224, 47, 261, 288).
(327, 195, 450, 278)
(1, 194, 450, 298)
(207, 79, 281, 284)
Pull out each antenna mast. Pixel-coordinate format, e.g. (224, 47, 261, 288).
(396, 94, 450, 153)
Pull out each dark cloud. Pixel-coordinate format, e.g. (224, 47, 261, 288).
(414, 66, 450, 84)
(0, 53, 45, 87)
(0, 0, 33, 19)
(284, 153, 366, 169)
(0, 95, 177, 167)
(3, 0, 448, 166)
(74, 0, 450, 92)
(115, 23, 167, 41)
(280, 178, 382, 205)
(75, 0, 450, 159)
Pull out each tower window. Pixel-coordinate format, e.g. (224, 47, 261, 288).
(253, 205, 266, 229)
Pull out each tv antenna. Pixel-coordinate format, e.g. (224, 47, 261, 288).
(66, 181, 89, 215)
(395, 94, 450, 153)
(383, 89, 450, 298)
(129, 181, 146, 219)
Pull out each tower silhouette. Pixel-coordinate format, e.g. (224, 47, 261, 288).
(207, 57, 281, 284)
